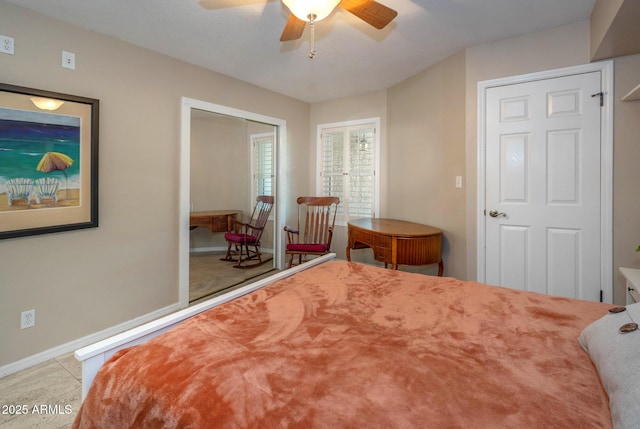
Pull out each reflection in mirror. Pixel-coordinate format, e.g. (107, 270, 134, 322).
(188, 109, 276, 304)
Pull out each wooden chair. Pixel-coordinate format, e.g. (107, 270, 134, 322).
(284, 196, 340, 268)
(221, 195, 274, 268)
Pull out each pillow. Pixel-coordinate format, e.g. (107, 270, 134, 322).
(578, 302, 640, 429)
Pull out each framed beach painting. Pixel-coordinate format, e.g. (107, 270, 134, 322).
(0, 83, 99, 239)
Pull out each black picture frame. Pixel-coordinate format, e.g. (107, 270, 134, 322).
(0, 83, 99, 239)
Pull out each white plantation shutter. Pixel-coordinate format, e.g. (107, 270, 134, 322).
(348, 127, 374, 219)
(320, 129, 345, 214)
(319, 122, 376, 223)
(252, 134, 274, 198)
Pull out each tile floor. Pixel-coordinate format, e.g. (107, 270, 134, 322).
(0, 251, 278, 428)
(189, 251, 274, 303)
(0, 353, 81, 428)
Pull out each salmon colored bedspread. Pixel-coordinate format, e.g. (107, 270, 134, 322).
(73, 261, 612, 428)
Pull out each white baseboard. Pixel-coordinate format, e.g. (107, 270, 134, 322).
(0, 302, 181, 379)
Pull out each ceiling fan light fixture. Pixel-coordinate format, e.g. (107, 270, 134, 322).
(282, 0, 341, 22)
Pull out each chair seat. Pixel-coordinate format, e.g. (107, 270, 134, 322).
(286, 243, 328, 253)
(224, 233, 258, 244)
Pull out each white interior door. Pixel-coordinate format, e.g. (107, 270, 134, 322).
(483, 71, 603, 301)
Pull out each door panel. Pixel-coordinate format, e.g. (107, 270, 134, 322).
(547, 129, 580, 203)
(547, 228, 580, 297)
(485, 71, 601, 301)
(500, 133, 528, 202)
(498, 225, 529, 291)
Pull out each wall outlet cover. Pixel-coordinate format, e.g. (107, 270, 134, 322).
(21, 309, 35, 329)
(0, 35, 15, 55)
(62, 50, 75, 70)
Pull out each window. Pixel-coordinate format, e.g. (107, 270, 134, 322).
(317, 118, 380, 224)
(250, 133, 274, 201)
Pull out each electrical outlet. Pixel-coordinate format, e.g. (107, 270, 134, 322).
(0, 35, 15, 55)
(21, 309, 35, 329)
(62, 50, 75, 70)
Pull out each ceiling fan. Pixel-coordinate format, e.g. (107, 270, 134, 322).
(199, 0, 397, 57)
(278, 0, 397, 41)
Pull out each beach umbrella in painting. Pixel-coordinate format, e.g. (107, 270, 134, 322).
(36, 151, 74, 201)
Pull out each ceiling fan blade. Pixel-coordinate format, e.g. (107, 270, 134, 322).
(198, 0, 269, 10)
(280, 13, 306, 41)
(339, 0, 397, 29)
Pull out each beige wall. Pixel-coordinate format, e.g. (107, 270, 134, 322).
(0, 2, 309, 366)
(190, 113, 249, 213)
(386, 52, 467, 278)
(590, 0, 640, 61)
(590, 0, 624, 59)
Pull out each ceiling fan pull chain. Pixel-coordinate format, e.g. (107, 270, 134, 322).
(308, 14, 317, 59)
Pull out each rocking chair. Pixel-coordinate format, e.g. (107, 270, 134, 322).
(284, 196, 340, 268)
(221, 195, 274, 268)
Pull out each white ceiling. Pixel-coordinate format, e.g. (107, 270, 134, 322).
(4, 0, 595, 103)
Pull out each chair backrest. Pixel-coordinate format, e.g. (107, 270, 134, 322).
(248, 195, 274, 239)
(296, 196, 340, 247)
(7, 178, 34, 196)
(35, 177, 60, 195)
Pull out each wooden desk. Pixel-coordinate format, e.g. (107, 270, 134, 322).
(189, 210, 240, 233)
(347, 218, 443, 275)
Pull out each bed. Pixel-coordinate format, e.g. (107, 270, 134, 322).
(73, 255, 639, 428)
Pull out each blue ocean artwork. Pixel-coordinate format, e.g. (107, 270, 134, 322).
(0, 107, 81, 208)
